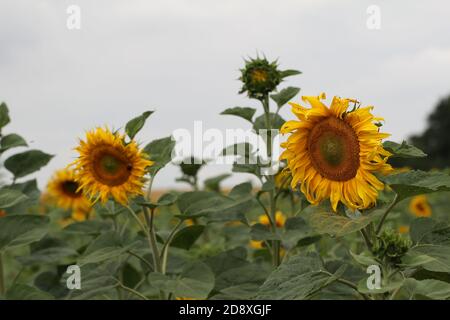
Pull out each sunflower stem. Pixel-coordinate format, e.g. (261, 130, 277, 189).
(375, 194, 399, 236)
(262, 94, 281, 267)
(160, 220, 183, 275)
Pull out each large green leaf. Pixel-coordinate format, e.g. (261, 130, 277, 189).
(0, 188, 28, 209)
(64, 262, 120, 300)
(4, 150, 53, 178)
(256, 253, 346, 299)
(270, 87, 300, 108)
(63, 220, 113, 236)
(144, 136, 176, 176)
(0, 215, 49, 251)
(0, 133, 27, 152)
(6, 284, 54, 300)
(399, 278, 450, 300)
(220, 107, 256, 123)
(383, 141, 426, 158)
(176, 191, 253, 222)
(170, 225, 205, 250)
(204, 174, 231, 192)
(410, 218, 450, 245)
(303, 206, 384, 237)
(125, 111, 153, 140)
(406, 244, 450, 273)
(0, 102, 10, 129)
(78, 231, 139, 266)
(148, 261, 214, 299)
(253, 113, 285, 132)
(16, 236, 78, 266)
(383, 170, 450, 201)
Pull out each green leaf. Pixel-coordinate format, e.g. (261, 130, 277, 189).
(250, 223, 281, 241)
(204, 174, 231, 192)
(63, 220, 113, 236)
(357, 278, 404, 295)
(144, 136, 175, 176)
(17, 246, 78, 266)
(170, 225, 205, 250)
(125, 111, 153, 140)
(0, 188, 28, 209)
(65, 262, 120, 300)
(383, 170, 450, 201)
(407, 244, 450, 273)
(176, 191, 253, 222)
(283, 217, 320, 247)
(383, 141, 427, 158)
(256, 253, 344, 299)
(4, 150, 53, 179)
(400, 278, 450, 299)
(148, 261, 214, 299)
(78, 231, 138, 266)
(270, 87, 300, 108)
(204, 247, 269, 294)
(303, 206, 384, 237)
(410, 218, 450, 245)
(253, 113, 285, 132)
(228, 182, 253, 199)
(0, 133, 27, 152)
(6, 284, 54, 300)
(221, 107, 256, 123)
(0, 102, 10, 129)
(280, 69, 302, 78)
(349, 250, 379, 266)
(0, 215, 49, 251)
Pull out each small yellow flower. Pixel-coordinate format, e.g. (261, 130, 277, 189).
(72, 127, 153, 205)
(185, 219, 194, 226)
(258, 211, 286, 228)
(249, 240, 264, 249)
(409, 195, 432, 217)
(46, 169, 91, 211)
(398, 225, 410, 234)
(280, 93, 393, 211)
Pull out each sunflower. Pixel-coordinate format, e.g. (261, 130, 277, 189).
(259, 211, 286, 228)
(409, 195, 432, 217)
(72, 127, 153, 205)
(280, 93, 393, 211)
(46, 169, 91, 211)
(249, 240, 264, 249)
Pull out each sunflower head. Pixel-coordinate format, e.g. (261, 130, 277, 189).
(258, 211, 286, 228)
(46, 168, 91, 211)
(280, 93, 393, 211)
(73, 127, 154, 205)
(239, 56, 282, 100)
(409, 195, 432, 217)
(249, 240, 264, 249)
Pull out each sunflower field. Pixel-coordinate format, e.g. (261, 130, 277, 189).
(1, 56, 450, 301)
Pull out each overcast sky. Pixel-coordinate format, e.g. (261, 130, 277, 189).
(1, 0, 449, 190)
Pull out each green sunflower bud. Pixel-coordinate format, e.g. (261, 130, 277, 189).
(373, 229, 411, 265)
(239, 56, 282, 100)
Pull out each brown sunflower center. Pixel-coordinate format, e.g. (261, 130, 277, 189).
(91, 145, 133, 186)
(61, 180, 83, 198)
(416, 203, 425, 212)
(308, 117, 360, 181)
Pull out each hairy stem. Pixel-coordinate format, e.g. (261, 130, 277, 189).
(376, 194, 399, 235)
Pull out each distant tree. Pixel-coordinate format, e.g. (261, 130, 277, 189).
(391, 94, 450, 170)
